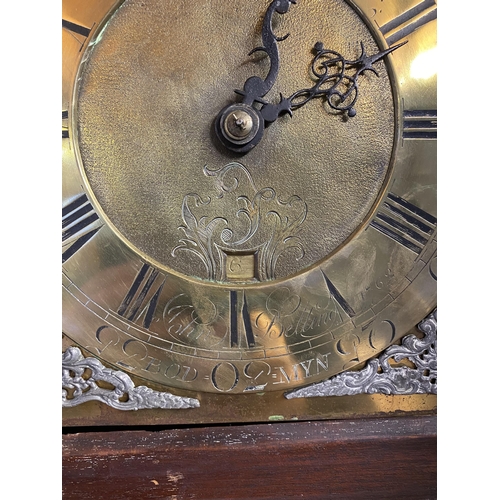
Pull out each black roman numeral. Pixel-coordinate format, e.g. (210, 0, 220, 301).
(62, 110, 69, 139)
(62, 19, 91, 38)
(230, 290, 256, 348)
(370, 193, 436, 253)
(117, 263, 166, 329)
(62, 194, 101, 263)
(321, 271, 356, 318)
(379, 0, 437, 46)
(62, 18, 94, 51)
(403, 110, 437, 139)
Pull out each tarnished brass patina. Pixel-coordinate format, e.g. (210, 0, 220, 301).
(63, 0, 437, 417)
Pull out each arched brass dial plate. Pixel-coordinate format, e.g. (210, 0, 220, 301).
(63, 0, 437, 396)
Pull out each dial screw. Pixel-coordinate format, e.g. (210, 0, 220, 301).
(224, 110, 254, 140)
(215, 103, 263, 153)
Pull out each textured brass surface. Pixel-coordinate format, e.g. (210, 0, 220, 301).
(63, 0, 437, 400)
(76, 0, 395, 279)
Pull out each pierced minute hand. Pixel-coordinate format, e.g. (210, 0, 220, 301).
(287, 40, 407, 118)
(214, 0, 406, 154)
(352, 41, 407, 76)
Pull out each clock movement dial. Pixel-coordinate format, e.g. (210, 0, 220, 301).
(63, 0, 437, 395)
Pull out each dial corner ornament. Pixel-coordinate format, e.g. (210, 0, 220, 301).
(63, 0, 437, 403)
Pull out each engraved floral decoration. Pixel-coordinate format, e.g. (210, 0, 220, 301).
(285, 310, 437, 398)
(172, 162, 307, 281)
(62, 347, 200, 410)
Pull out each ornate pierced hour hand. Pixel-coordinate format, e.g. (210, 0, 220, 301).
(215, 0, 406, 153)
(214, 0, 296, 154)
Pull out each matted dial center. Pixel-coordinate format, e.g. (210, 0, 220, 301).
(76, 0, 396, 283)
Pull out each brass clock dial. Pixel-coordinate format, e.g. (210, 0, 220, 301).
(63, 0, 437, 398)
